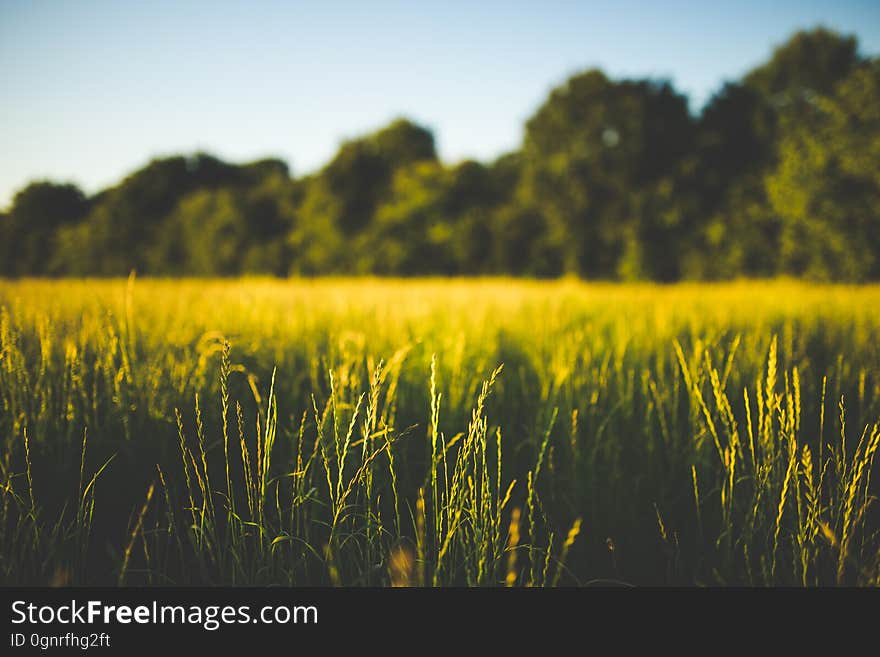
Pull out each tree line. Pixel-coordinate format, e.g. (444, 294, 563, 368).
(2, 28, 878, 281)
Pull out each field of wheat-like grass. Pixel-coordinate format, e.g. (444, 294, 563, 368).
(0, 277, 878, 586)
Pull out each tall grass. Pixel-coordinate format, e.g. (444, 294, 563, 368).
(0, 278, 878, 586)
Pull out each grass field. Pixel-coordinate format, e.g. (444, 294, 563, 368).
(1, 278, 878, 586)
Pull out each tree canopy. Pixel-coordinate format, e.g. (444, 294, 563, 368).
(2, 28, 877, 281)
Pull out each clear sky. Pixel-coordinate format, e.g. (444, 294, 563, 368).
(1, 0, 878, 209)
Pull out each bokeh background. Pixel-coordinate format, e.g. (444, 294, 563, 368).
(2, 1, 879, 280)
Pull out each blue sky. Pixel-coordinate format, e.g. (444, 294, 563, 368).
(1, 0, 878, 209)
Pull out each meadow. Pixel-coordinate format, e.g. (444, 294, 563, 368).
(0, 277, 878, 586)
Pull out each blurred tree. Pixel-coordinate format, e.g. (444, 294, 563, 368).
(444, 160, 502, 273)
(240, 158, 291, 185)
(51, 153, 286, 275)
(687, 28, 865, 279)
(287, 174, 346, 275)
(149, 161, 297, 276)
(291, 118, 437, 273)
(766, 60, 880, 281)
(0, 211, 8, 273)
(689, 84, 779, 278)
(745, 27, 860, 106)
(520, 70, 695, 278)
(353, 162, 458, 275)
(491, 203, 566, 277)
(371, 118, 437, 165)
(698, 83, 774, 194)
(5, 28, 878, 282)
(484, 152, 566, 276)
(237, 171, 298, 275)
(163, 189, 246, 275)
(349, 158, 518, 275)
(2, 182, 89, 276)
(310, 118, 437, 237)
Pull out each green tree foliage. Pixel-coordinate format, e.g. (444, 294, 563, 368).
(767, 60, 880, 281)
(352, 159, 504, 274)
(686, 27, 865, 279)
(687, 83, 778, 278)
(0, 212, 7, 272)
(2, 28, 877, 281)
(488, 152, 566, 277)
(520, 69, 695, 279)
(354, 162, 456, 274)
(288, 118, 438, 274)
(2, 182, 89, 275)
(305, 118, 436, 235)
(745, 27, 860, 104)
(52, 154, 243, 274)
(50, 154, 293, 275)
(150, 165, 296, 276)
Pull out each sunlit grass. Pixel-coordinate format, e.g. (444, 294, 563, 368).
(0, 277, 878, 586)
